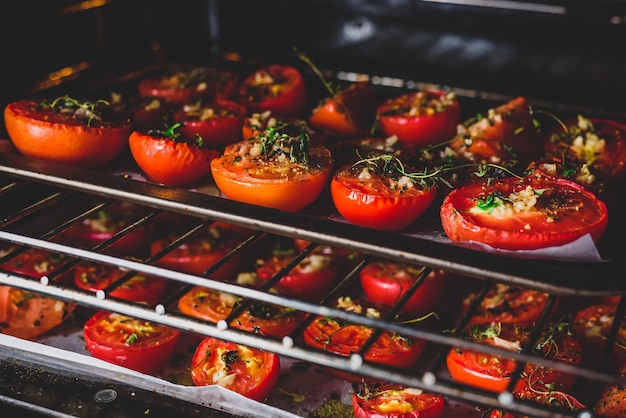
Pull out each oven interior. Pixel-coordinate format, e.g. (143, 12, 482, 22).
(1, 1, 626, 417)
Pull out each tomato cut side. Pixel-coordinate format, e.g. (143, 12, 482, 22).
(190, 336, 280, 401)
(352, 382, 445, 418)
(83, 310, 180, 374)
(440, 174, 609, 250)
(173, 99, 246, 148)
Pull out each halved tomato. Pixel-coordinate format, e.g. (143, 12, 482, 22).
(309, 81, 378, 139)
(138, 67, 239, 106)
(449, 96, 543, 167)
(4, 96, 131, 168)
(83, 310, 180, 374)
(73, 262, 167, 305)
(352, 382, 445, 418)
(331, 154, 437, 231)
(129, 122, 220, 186)
(190, 336, 280, 401)
(377, 90, 460, 147)
(359, 260, 446, 317)
(440, 173, 609, 251)
(255, 251, 341, 302)
(303, 297, 426, 382)
(210, 120, 333, 212)
(173, 99, 246, 148)
(177, 285, 305, 338)
(237, 64, 307, 118)
(461, 283, 553, 326)
(446, 321, 582, 394)
(109, 92, 172, 134)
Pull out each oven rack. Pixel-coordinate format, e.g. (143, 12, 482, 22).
(0, 153, 624, 417)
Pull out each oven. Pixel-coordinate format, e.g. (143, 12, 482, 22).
(1, 1, 625, 417)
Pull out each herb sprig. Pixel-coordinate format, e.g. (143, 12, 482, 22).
(42, 95, 110, 127)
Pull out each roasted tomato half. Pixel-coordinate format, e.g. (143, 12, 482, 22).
(237, 64, 307, 118)
(4, 96, 131, 168)
(109, 92, 172, 134)
(304, 297, 426, 382)
(173, 99, 246, 148)
(210, 120, 333, 212)
(449, 96, 543, 167)
(73, 262, 167, 305)
(331, 153, 437, 231)
(177, 285, 305, 338)
(309, 81, 378, 140)
(440, 173, 609, 251)
(377, 90, 460, 147)
(138, 67, 239, 105)
(129, 122, 220, 186)
(352, 382, 445, 418)
(446, 321, 582, 394)
(84, 310, 180, 374)
(190, 336, 280, 401)
(359, 260, 446, 317)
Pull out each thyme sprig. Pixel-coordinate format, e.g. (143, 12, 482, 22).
(255, 120, 311, 166)
(42, 95, 110, 127)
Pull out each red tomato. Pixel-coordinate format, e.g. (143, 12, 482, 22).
(440, 173, 609, 251)
(4, 96, 131, 168)
(56, 201, 156, 257)
(331, 154, 437, 231)
(109, 92, 172, 134)
(462, 283, 553, 326)
(571, 303, 626, 370)
(0, 285, 76, 340)
(173, 99, 246, 148)
(129, 123, 220, 186)
(352, 382, 445, 418)
(190, 336, 280, 401)
(0, 246, 72, 277)
(210, 121, 333, 212)
(83, 310, 180, 374)
(359, 260, 446, 317)
(255, 252, 340, 302)
(449, 96, 543, 167)
(73, 262, 167, 305)
(595, 381, 626, 417)
(446, 321, 582, 394)
(138, 67, 239, 106)
(544, 115, 626, 193)
(237, 64, 307, 118)
(304, 297, 426, 382)
(150, 222, 250, 279)
(309, 81, 378, 139)
(177, 286, 305, 338)
(377, 90, 460, 147)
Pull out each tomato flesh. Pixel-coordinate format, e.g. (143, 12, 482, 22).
(352, 383, 445, 418)
(83, 310, 180, 374)
(173, 99, 246, 148)
(191, 336, 280, 401)
(440, 174, 609, 250)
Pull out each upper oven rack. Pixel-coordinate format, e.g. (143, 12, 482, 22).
(0, 151, 624, 417)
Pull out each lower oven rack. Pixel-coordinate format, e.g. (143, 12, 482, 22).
(0, 151, 624, 417)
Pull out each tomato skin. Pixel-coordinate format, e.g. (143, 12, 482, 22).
(309, 82, 378, 139)
(74, 263, 167, 305)
(83, 310, 180, 374)
(595, 382, 626, 417)
(446, 322, 582, 394)
(150, 222, 248, 279)
(173, 100, 246, 148)
(237, 64, 307, 118)
(359, 261, 446, 316)
(177, 286, 305, 338)
(440, 174, 609, 251)
(210, 134, 333, 212)
(190, 336, 280, 401)
(449, 96, 543, 166)
(255, 253, 341, 302)
(129, 130, 220, 186)
(377, 90, 460, 147)
(4, 99, 131, 169)
(138, 67, 239, 106)
(352, 383, 445, 418)
(331, 166, 437, 231)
